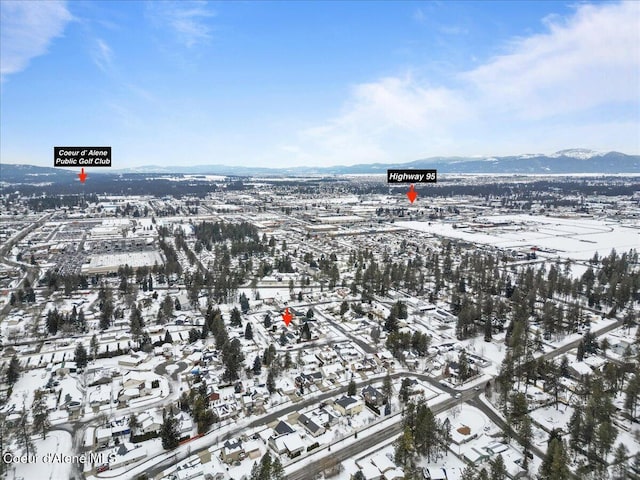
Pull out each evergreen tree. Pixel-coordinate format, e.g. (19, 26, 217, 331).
(300, 322, 312, 341)
(399, 378, 411, 403)
(6, 355, 20, 385)
(32, 389, 50, 439)
(284, 351, 292, 370)
(222, 338, 244, 381)
(370, 326, 381, 344)
(259, 451, 272, 479)
(162, 295, 174, 318)
(164, 330, 173, 344)
(271, 457, 285, 480)
(130, 305, 144, 343)
(384, 312, 398, 333)
(100, 299, 113, 330)
(459, 464, 476, 480)
(90, 334, 99, 360)
(0, 413, 7, 475)
(245, 323, 253, 340)
(484, 317, 492, 342)
(239, 293, 250, 313)
(267, 370, 276, 394)
(612, 443, 629, 480)
(188, 328, 200, 343)
(74, 343, 88, 369)
(230, 307, 242, 327)
(46, 309, 59, 335)
(160, 412, 180, 449)
(383, 371, 393, 403)
(340, 301, 349, 315)
(348, 379, 357, 396)
(394, 426, 416, 474)
(458, 350, 472, 383)
(16, 408, 35, 458)
(624, 373, 639, 419)
(129, 413, 139, 437)
(490, 453, 507, 480)
(538, 438, 570, 480)
(252, 355, 262, 376)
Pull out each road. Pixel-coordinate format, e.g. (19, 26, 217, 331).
(143, 370, 461, 479)
(286, 394, 466, 480)
(0, 213, 52, 317)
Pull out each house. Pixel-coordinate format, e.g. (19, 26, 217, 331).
(95, 427, 113, 448)
(88, 385, 112, 408)
(272, 420, 295, 437)
(53, 361, 77, 376)
(354, 463, 382, 480)
(118, 352, 147, 367)
(176, 412, 194, 436)
(295, 371, 323, 390)
(463, 447, 489, 465)
(271, 432, 305, 457)
(422, 468, 448, 480)
(174, 464, 204, 480)
(109, 443, 147, 469)
(370, 454, 395, 473)
(221, 439, 245, 464)
(362, 385, 386, 406)
(243, 440, 261, 460)
(297, 413, 326, 437)
(314, 407, 339, 427)
(123, 371, 147, 390)
(334, 396, 364, 416)
(162, 343, 174, 357)
(383, 469, 404, 480)
(137, 412, 162, 435)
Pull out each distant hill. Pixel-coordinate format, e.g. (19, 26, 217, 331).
(1, 150, 638, 183)
(0, 163, 74, 184)
(340, 150, 639, 175)
(115, 149, 640, 175)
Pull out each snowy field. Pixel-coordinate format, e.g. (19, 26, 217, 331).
(398, 215, 639, 261)
(8, 430, 74, 480)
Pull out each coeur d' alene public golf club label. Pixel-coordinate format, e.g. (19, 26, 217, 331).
(54, 147, 112, 167)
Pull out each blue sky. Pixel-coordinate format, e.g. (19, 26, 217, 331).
(1, 1, 638, 168)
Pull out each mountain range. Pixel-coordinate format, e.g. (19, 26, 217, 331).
(1, 149, 638, 183)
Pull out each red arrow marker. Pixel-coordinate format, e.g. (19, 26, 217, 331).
(282, 307, 293, 327)
(407, 184, 417, 203)
(78, 168, 88, 183)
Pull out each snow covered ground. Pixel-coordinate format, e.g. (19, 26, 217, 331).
(398, 214, 639, 261)
(8, 430, 74, 480)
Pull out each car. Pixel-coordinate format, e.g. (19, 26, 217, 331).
(474, 386, 481, 391)
(454, 393, 462, 399)
(96, 464, 109, 473)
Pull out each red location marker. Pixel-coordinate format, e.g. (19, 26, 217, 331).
(282, 307, 293, 327)
(78, 168, 88, 183)
(407, 184, 417, 203)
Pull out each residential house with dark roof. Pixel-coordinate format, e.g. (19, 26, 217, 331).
(334, 395, 364, 416)
(297, 413, 326, 437)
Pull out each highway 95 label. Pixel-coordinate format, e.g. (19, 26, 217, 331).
(387, 169, 437, 183)
(54, 147, 112, 167)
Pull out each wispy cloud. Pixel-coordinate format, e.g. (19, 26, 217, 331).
(465, 1, 639, 120)
(0, 0, 73, 82)
(413, 8, 426, 24)
(147, 0, 215, 48)
(292, 1, 640, 164)
(92, 38, 113, 72)
(439, 25, 468, 35)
